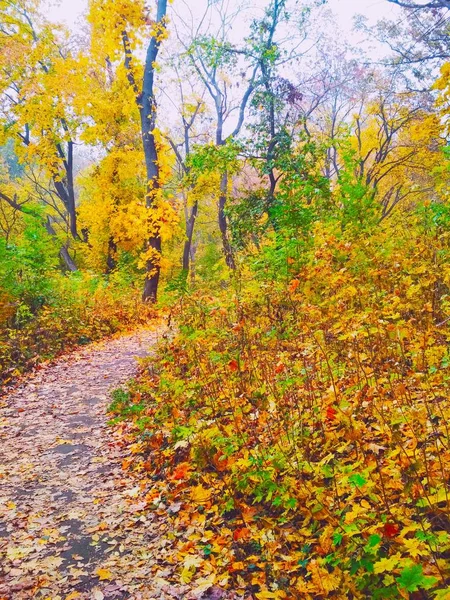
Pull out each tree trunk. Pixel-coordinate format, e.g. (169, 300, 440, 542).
(182, 199, 198, 272)
(218, 173, 235, 270)
(139, 0, 168, 302)
(106, 236, 117, 273)
(59, 244, 78, 272)
(44, 218, 77, 272)
(66, 140, 78, 239)
(142, 235, 162, 301)
(190, 241, 198, 284)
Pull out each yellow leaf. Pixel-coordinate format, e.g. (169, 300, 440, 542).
(373, 554, 402, 574)
(402, 537, 429, 558)
(190, 485, 212, 504)
(95, 567, 113, 580)
(180, 566, 194, 584)
(255, 591, 287, 599)
(191, 574, 216, 595)
(6, 546, 33, 560)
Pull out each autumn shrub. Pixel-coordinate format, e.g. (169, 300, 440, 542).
(0, 270, 154, 388)
(112, 209, 450, 599)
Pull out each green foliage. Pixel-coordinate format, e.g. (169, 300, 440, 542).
(0, 215, 59, 315)
(396, 564, 438, 592)
(188, 35, 237, 70)
(185, 140, 242, 179)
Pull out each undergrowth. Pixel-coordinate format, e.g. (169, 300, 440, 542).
(0, 272, 154, 389)
(111, 212, 450, 599)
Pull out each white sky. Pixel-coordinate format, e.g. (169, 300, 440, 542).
(47, 0, 402, 37)
(330, 0, 400, 29)
(43, 0, 404, 157)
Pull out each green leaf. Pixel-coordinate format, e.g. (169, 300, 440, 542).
(367, 534, 382, 548)
(396, 564, 438, 592)
(348, 473, 367, 487)
(365, 534, 382, 554)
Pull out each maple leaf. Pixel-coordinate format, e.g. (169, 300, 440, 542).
(228, 359, 239, 372)
(325, 406, 338, 421)
(172, 462, 192, 480)
(383, 523, 400, 538)
(96, 567, 113, 580)
(191, 485, 212, 503)
(348, 473, 367, 488)
(402, 536, 428, 558)
(255, 591, 287, 599)
(181, 566, 195, 583)
(396, 564, 438, 592)
(233, 527, 251, 541)
(288, 279, 300, 293)
(373, 554, 402, 574)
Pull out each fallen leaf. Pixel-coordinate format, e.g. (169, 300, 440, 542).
(95, 567, 113, 580)
(191, 485, 212, 503)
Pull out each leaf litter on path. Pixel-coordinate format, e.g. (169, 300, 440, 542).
(0, 327, 237, 600)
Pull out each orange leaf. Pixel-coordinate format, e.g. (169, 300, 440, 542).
(233, 527, 251, 541)
(95, 567, 113, 580)
(288, 279, 300, 293)
(172, 462, 192, 480)
(122, 457, 133, 470)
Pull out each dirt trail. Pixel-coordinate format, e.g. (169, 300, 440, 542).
(0, 327, 191, 600)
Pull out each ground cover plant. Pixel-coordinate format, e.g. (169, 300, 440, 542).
(110, 207, 450, 598)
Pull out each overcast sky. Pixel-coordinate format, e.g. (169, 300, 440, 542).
(43, 0, 404, 152)
(47, 0, 402, 37)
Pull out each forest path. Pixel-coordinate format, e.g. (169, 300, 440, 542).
(0, 327, 192, 600)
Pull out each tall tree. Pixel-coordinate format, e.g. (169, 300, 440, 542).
(0, 0, 81, 243)
(359, 2, 450, 89)
(178, 0, 312, 269)
(122, 0, 169, 301)
(138, 0, 168, 301)
(88, 0, 171, 301)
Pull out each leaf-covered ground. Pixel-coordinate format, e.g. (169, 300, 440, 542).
(0, 327, 234, 600)
(109, 220, 450, 599)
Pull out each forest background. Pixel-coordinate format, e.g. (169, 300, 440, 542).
(2, 0, 450, 597)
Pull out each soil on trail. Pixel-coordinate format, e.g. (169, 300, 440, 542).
(0, 328, 195, 600)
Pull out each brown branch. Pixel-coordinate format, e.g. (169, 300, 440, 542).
(387, 0, 450, 8)
(121, 30, 140, 98)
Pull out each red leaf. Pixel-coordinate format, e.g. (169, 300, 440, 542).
(383, 523, 399, 538)
(326, 406, 338, 422)
(228, 359, 239, 372)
